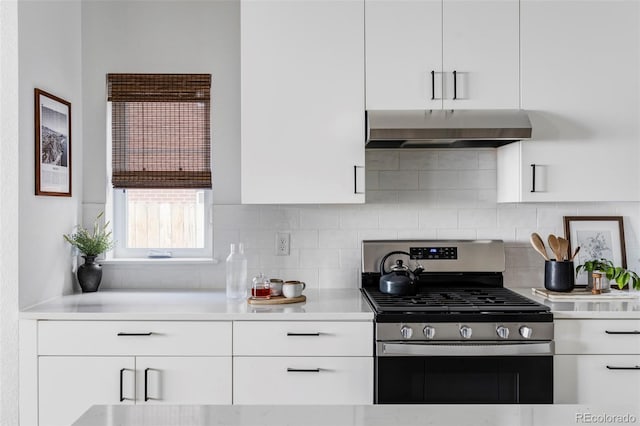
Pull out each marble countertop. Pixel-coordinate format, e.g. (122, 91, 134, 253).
(73, 404, 640, 426)
(20, 289, 374, 321)
(512, 288, 640, 319)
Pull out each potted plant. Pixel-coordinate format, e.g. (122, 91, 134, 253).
(576, 258, 640, 292)
(63, 212, 114, 292)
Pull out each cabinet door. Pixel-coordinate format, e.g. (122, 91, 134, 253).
(555, 355, 640, 404)
(39, 356, 134, 426)
(442, 0, 519, 109)
(365, 0, 443, 109)
(136, 357, 231, 405)
(241, 0, 365, 204)
(499, 1, 640, 202)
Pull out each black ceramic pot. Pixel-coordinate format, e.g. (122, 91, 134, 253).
(544, 260, 574, 292)
(77, 255, 103, 293)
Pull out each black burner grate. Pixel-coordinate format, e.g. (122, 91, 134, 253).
(363, 287, 549, 313)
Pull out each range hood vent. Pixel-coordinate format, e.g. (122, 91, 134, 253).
(366, 109, 532, 149)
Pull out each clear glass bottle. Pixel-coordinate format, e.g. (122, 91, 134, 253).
(226, 243, 248, 300)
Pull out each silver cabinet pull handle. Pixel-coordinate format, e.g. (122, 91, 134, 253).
(605, 330, 640, 335)
(287, 368, 321, 373)
(287, 332, 321, 336)
(117, 332, 153, 336)
(606, 365, 640, 370)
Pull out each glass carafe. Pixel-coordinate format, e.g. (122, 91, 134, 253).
(226, 243, 248, 300)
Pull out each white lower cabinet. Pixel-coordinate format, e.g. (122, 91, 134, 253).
(555, 354, 640, 404)
(35, 321, 233, 426)
(233, 356, 373, 405)
(39, 357, 135, 426)
(554, 319, 640, 404)
(233, 321, 374, 405)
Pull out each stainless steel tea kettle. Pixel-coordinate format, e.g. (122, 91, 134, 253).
(379, 251, 424, 296)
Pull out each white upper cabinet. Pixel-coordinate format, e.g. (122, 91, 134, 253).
(497, 0, 640, 202)
(365, 0, 519, 110)
(241, 0, 365, 204)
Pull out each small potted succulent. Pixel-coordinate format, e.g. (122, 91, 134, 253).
(576, 258, 640, 292)
(63, 212, 114, 292)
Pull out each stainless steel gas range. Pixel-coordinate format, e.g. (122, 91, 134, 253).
(360, 240, 554, 404)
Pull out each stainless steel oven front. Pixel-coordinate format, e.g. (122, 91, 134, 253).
(374, 322, 554, 404)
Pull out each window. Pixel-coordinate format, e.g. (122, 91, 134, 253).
(107, 74, 212, 259)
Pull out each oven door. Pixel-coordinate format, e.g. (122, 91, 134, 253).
(375, 342, 553, 404)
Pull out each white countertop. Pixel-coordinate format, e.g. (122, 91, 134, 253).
(20, 289, 374, 321)
(73, 404, 640, 426)
(512, 288, 640, 319)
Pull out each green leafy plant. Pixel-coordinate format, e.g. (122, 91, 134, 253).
(63, 212, 114, 257)
(576, 258, 639, 290)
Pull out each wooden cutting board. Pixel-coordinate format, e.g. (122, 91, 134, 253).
(531, 288, 638, 301)
(247, 295, 306, 305)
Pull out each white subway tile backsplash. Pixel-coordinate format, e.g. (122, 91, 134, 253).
(319, 230, 358, 249)
(478, 151, 497, 169)
(290, 230, 319, 249)
(379, 171, 420, 190)
(259, 206, 300, 230)
(396, 229, 438, 240)
(339, 248, 361, 269)
(340, 207, 378, 229)
(365, 171, 380, 190)
(476, 228, 517, 243)
(437, 190, 479, 207)
(497, 207, 537, 229)
(239, 230, 276, 249)
(397, 190, 438, 204)
(458, 170, 496, 190)
(366, 150, 399, 170)
(299, 248, 340, 269)
(419, 209, 458, 229)
(357, 229, 398, 241)
(319, 268, 359, 289)
(419, 171, 458, 190)
(213, 205, 260, 230)
(399, 151, 437, 170)
(300, 208, 340, 229)
(379, 207, 419, 229)
(436, 228, 478, 239)
(437, 150, 478, 170)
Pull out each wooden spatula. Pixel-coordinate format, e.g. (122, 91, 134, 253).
(547, 234, 562, 261)
(530, 233, 550, 261)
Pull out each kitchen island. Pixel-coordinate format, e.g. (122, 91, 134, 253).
(73, 404, 640, 426)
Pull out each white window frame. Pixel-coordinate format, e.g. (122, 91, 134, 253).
(111, 188, 213, 259)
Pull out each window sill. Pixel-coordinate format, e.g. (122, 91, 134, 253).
(99, 257, 219, 266)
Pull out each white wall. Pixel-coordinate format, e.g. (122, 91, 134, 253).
(81, 0, 240, 207)
(0, 1, 20, 423)
(18, 0, 83, 308)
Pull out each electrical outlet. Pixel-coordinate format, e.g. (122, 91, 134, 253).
(275, 232, 290, 256)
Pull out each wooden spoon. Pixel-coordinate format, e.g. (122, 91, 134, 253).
(530, 233, 550, 261)
(547, 234, 562, 261)
(570, 246, 580, 261)
(558, 237, 570, 261)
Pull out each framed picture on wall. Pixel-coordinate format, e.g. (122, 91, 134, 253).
(34, 88, 72, 196)
(563, 216, 626, 285)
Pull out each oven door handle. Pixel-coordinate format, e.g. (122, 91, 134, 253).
(379, 342, 554, 357)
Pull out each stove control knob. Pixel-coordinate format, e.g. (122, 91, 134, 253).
(496, 325, 510, 339)
(400, 325, 413, 339)
(459, 325, 473, 339)
(519, 326, 533, 339)
(423, 326, 436, 340)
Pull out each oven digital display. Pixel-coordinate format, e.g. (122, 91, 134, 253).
(410, 246, 458, 260)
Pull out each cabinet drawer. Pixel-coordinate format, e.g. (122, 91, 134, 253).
(555, 319, 640, 354)
(233, 321, 373, 356)
(555, 354, 640, 404)
(233, 356, 373, 404)
(38, 321, 231, 356)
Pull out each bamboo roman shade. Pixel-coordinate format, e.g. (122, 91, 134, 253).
(107, 73, 212, 189)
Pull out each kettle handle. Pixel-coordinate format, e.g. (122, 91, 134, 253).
(379, 251, 412, 275)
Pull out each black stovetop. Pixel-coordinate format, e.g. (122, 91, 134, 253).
(361, 286, 552, 323)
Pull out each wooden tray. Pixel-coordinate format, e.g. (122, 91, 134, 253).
(531, 288, 638, 301)
(247, 295, 306, 305)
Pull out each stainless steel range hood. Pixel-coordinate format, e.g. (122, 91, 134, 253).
(366, 109, 532, 149)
